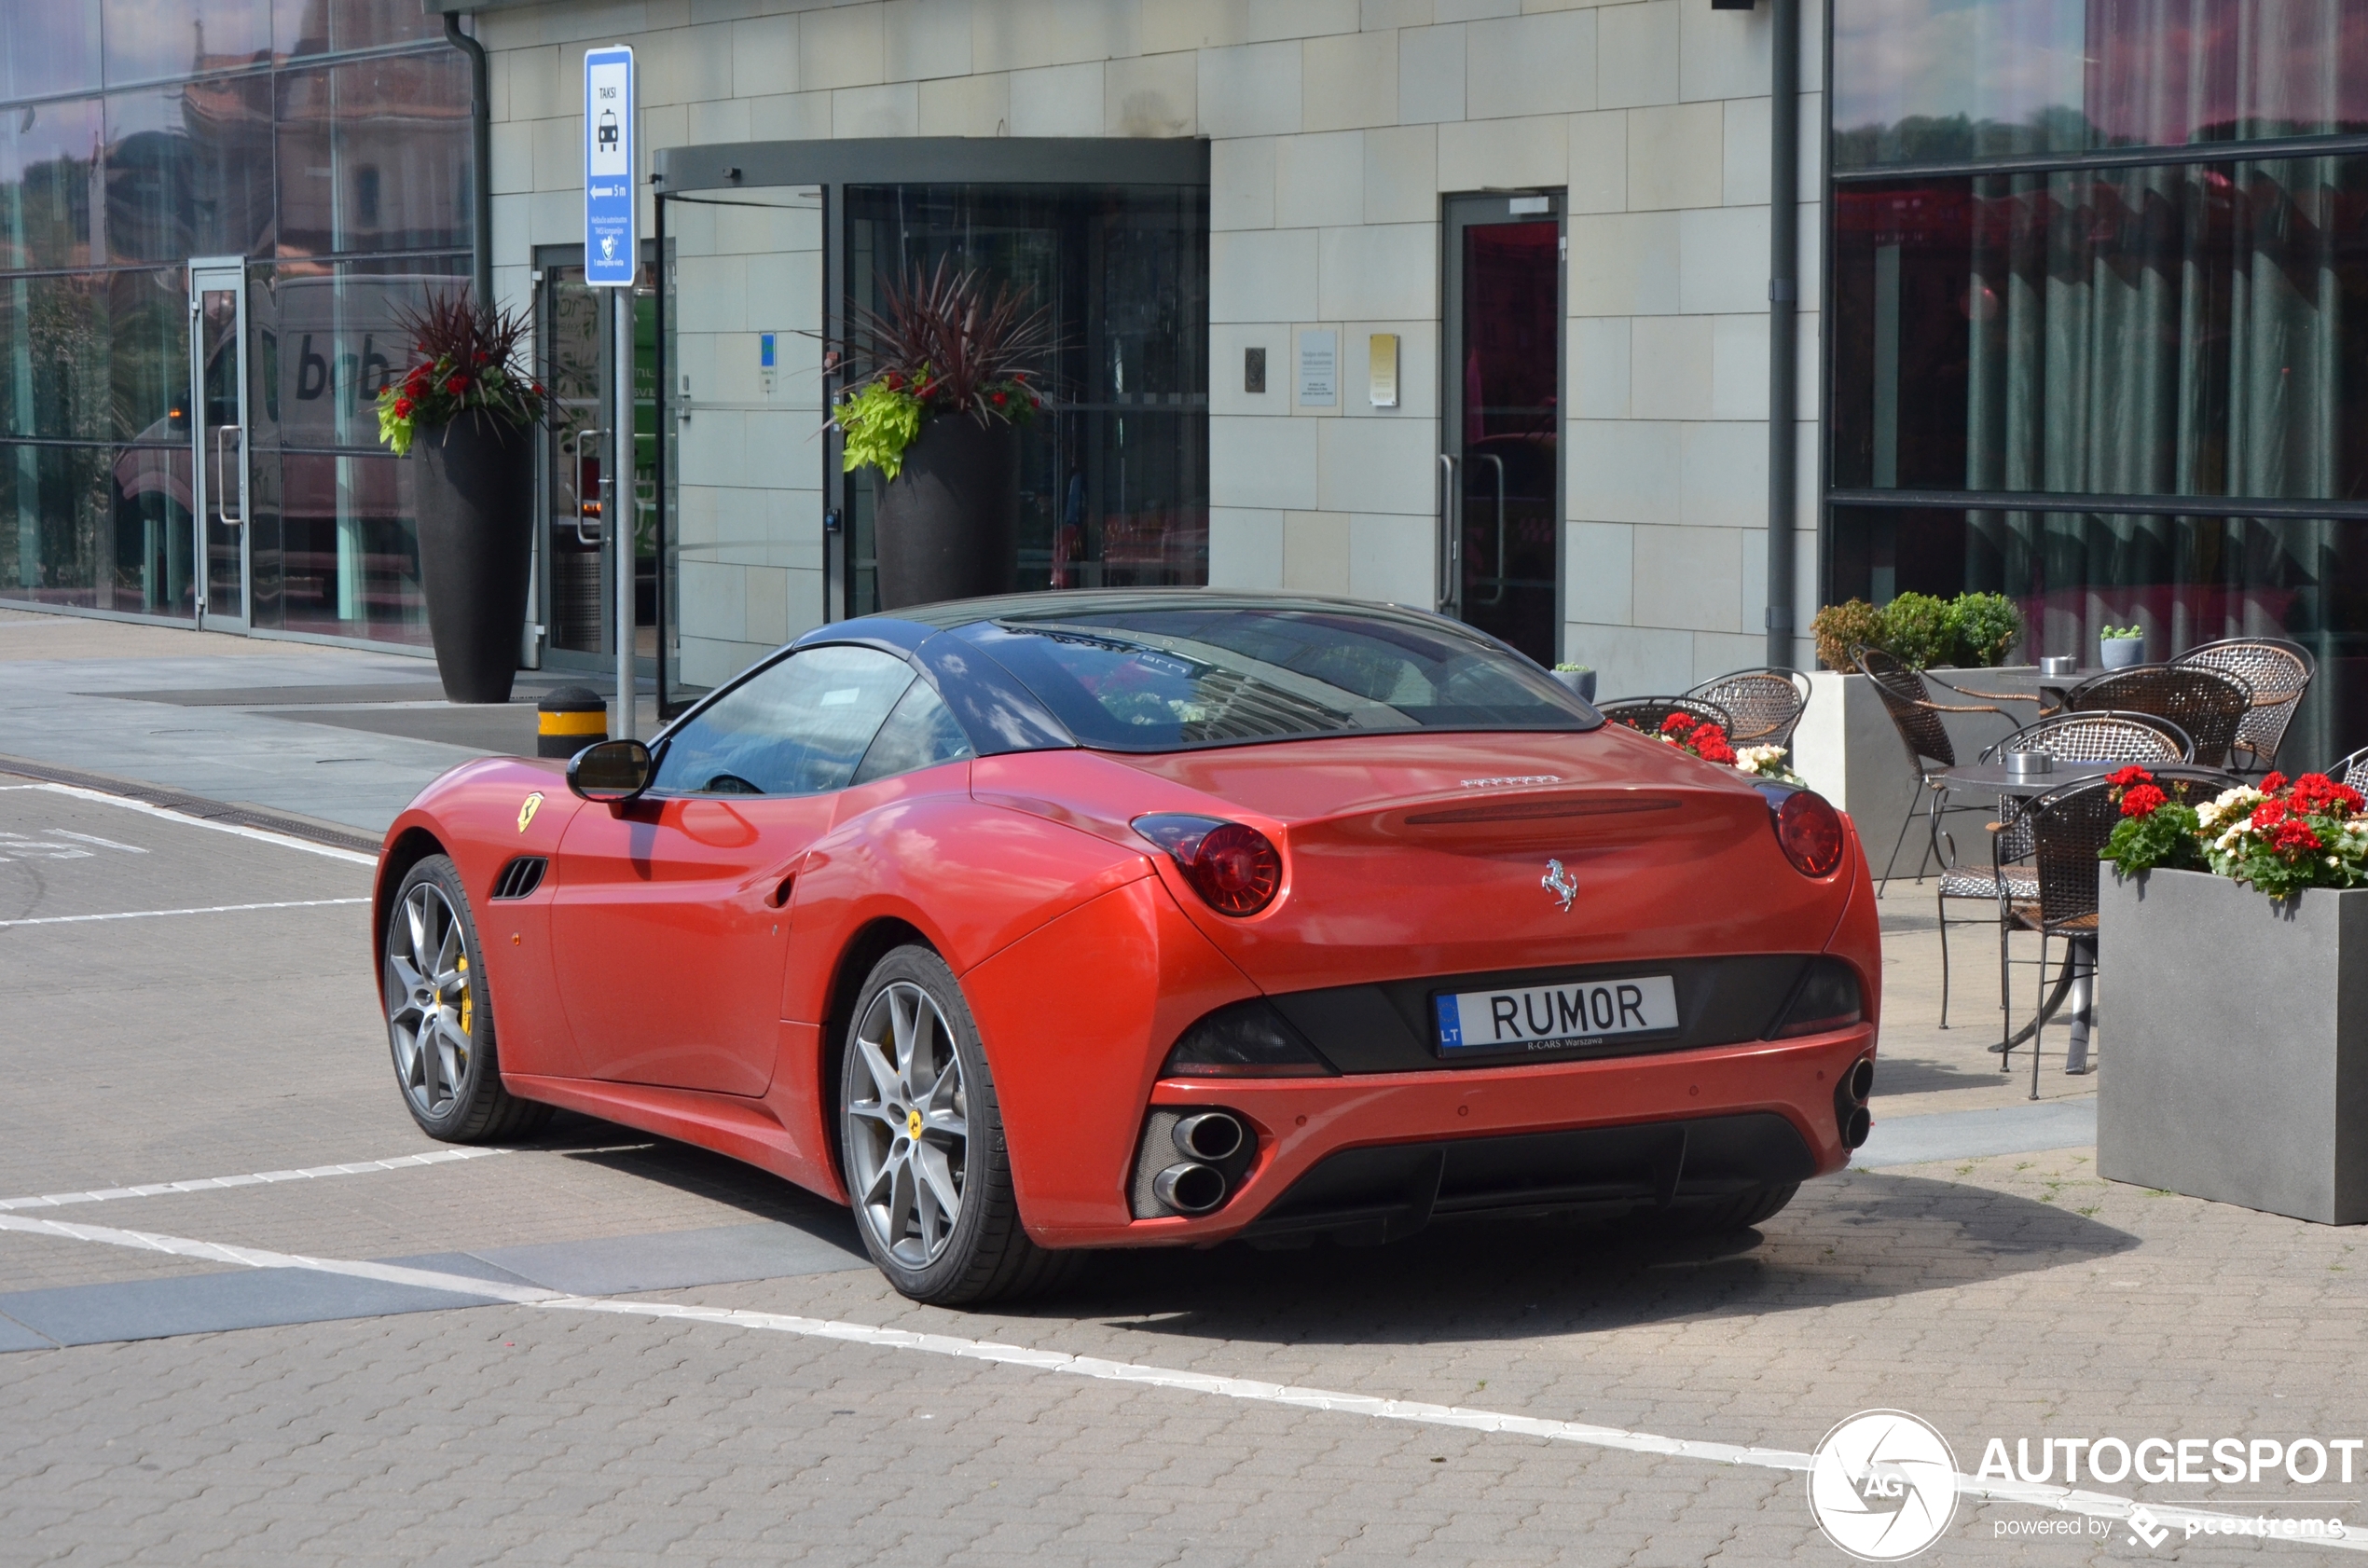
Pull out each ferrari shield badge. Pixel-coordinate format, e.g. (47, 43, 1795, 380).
(517, 791, 544, 833)
(1541, 858, 1577, 914)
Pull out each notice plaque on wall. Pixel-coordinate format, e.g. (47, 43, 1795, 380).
(1297, 330, 1337, 406)
(1369, 334, 1399, 407)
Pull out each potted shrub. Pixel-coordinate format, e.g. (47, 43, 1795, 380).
(2096, 767, 2368, 1224)
(2100, 623, 2147, 668)
(831, 261, 1053, 610)
(376, 294, 546, 704)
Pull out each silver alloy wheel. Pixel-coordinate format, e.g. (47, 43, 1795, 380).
(847, 980, 970, 1269)
(385, 882, 473, 1119)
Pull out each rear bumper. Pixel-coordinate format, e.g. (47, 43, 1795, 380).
(1027, 1021, 1876, 1247)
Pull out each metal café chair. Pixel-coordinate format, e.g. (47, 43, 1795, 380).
(1932, 712, 2189, 1029)
(2171, 637, 2316, 776)
(1596, 695, 1733, 737)
(2064, 664, 2251, 770)
(1856, 646, 2010, 890)
(2332, 745, 2368, 788)
(1682, 667, 1811, 750)
(2000, 766, 2234, 1097)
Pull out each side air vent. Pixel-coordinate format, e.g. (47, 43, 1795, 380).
(490, 856, 548, 900)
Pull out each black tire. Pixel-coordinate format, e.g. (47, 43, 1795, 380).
(381, 854, 551, 1143)
(837, 945, 1077, 1307)
(1657, 1182, 1798, 1236)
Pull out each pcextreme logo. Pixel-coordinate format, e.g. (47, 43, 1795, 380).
(1808, 1410, 1961, 1561)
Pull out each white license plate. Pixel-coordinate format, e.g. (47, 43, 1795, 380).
(1434, 975, 1679, 1054)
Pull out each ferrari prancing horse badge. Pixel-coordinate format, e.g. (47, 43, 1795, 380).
(517, 791, 544, 833)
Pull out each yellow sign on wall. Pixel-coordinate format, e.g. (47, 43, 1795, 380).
(1369, 334, 1399, 408)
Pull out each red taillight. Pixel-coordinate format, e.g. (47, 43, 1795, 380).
(1771, 790, 1846, 878)
(1132, 814, 1283, 916)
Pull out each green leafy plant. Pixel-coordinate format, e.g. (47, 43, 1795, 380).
(1811, 598, 1883, 672)
(2196, 771, 2368, 900)
(373, 292, 544, 458)
(1951, 592, 2022, 667)
(1552, 662, 1591, 673)
(2101, 624, 2145, 640)
(829, 258, 1054, 479)
(1879, 591, 1957, 669)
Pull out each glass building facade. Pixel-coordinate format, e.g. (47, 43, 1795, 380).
(0, 0, 470, 641)
(1827, 0, 2368, 763)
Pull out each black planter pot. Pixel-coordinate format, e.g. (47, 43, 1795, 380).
(416, 414, 535, 704)
(874, 414, 1017, 611)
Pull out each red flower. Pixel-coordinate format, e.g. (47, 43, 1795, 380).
(2288, 773, 2363, 817)
(445, 376, 468, 395)
(530, 382, 544, 396)
(1693, 731, 1737, 765)
(2262, 772, 2290, 794)
(2120, 783, 2168, 818)
(2272, 818, 2323, 855)
(406, 367, 428, 391)
(883, 372, 902, 390)
(992, 391, 1008, 406)
(1659, 713, 1698, 736)
(392, 396, 412, 418)
(2106, 765, 2154, 789)
(2252, 798, 2289, 829)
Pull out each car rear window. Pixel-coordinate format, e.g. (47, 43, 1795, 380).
(954, 606, 1597, 750)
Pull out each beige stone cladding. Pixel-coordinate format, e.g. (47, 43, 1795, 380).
(478, 0, 1824, 692)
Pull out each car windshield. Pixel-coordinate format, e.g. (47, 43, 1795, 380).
(955, 605, 1597, 750)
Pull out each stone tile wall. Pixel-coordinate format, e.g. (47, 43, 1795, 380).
(477, 0, 1824, 692)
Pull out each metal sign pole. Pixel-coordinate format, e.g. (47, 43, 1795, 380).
(583, 42, 636, 737)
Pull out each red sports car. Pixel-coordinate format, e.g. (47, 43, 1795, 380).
(375, 592, 1879, 1305)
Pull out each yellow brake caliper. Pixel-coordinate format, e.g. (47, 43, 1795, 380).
(457, 953, 472, 1036)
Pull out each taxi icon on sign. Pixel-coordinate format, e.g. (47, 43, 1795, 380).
(598, 109, 619, 150)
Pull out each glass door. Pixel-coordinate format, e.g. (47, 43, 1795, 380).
(1440, 194, 1564, 667)
(188, 260, 251, 632)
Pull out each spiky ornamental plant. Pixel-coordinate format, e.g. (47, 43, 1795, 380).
(375, 292, 546, 458)
(829, 259, 1055, 480)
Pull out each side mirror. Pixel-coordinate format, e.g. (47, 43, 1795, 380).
(567, 737, 653, 803)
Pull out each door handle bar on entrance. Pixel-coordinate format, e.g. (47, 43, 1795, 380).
(1474, 452, 1508, 607)
(1435, 452, 1460, 616)
(573, 427, 605, 545)
(213, 424, 243, 526)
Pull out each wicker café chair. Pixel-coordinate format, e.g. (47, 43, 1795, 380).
(1855, 646, 2010, 890)
(2064, 664, 2251, 769)
(2332, 745, 2368, 788)
(1682, 667, 1811, 750)
(1931, 713, 2186, 1030)
(2000, 766, 2233, 1095)
(2172, 637, 2316, 775)
(1596, 695, 1733, 737)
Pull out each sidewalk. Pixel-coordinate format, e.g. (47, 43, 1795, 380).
(0, 610, 652, 839)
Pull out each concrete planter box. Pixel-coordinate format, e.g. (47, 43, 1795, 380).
(1791, 669, 2027, 852)
(2097, 867, 2368, 1224)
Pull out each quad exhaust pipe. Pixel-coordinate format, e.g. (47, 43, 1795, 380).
(1836, 1055, 1874, 1149)
(1153, 1162, 1228, 1215)
(1173, 1110, 1246, 1162)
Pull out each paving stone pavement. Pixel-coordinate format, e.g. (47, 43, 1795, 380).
(4, 631, 2363, 1564)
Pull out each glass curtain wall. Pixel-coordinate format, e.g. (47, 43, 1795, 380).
(842, 183, 1209, 618)
(1828, 0, 2368, 765)
(0, 0, 465, 639)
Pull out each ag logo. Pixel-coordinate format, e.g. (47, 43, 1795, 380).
(1808, 1410, 1960, 1561)
(517, 791, 544, 833)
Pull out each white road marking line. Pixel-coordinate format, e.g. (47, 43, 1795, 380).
(0, 897, 369, 928)
(4, 782, 378, 865)
(0, 1148, 509, 1211)
(44, 830, 147, 853)
(0, 1213, 2353, 1552)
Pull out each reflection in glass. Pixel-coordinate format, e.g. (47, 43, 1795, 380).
(105, 76, 274, 262)
(269, 0, 441, 58)
(0, 100, 103, 272)
(0, 439, 195, 616)
(242, 257, 458, 638)
(1833, 0, 2368, 168)
(0, 269, 190, 442)
(1457, 218, 1561, 666)
(1829, 504, 2368, 767)
(842, 183, 1209, 615)
(1831, 160, 2368, 500)
(275, 54, 470, 257)
(4, 1, 102, 102)
(102, 0, 270, 88)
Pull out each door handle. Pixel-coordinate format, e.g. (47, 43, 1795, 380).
(214, 423, 243, 526)
(1474, 453, 1508, 607)
(1435, 453, 1460, 615)
(573, 427, 605, 545)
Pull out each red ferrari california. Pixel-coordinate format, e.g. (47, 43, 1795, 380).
(375, 592, 1879, 1305)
